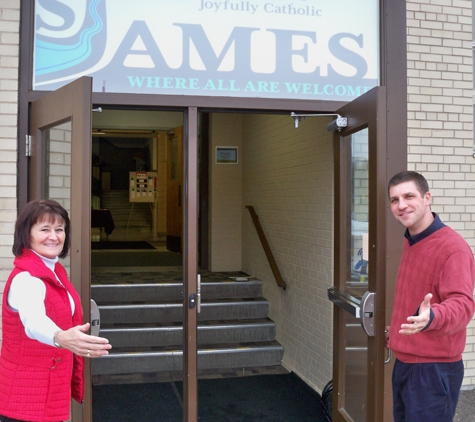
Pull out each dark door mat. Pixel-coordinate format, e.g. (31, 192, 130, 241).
(93, 381, 181, 421)
(91, 241, 156, 250)
(92, 372, 329, 422)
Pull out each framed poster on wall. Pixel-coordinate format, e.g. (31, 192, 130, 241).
(216, 147, 238, 164)
(129, 171, 157, 202)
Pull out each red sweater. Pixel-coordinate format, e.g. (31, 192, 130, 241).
(0, 249, 84, 421)
(389, 226, 475, 363)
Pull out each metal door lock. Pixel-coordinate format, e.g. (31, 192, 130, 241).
(90, 299, 100, 337)
(189, 293, 197, 309)
(360, 291, 375, 337)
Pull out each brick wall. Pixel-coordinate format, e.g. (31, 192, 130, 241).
(209, 113, 243, 271)
(0, 0, 20, 345)
(406, 0, 475, 387)
(241, 114, 334, 391)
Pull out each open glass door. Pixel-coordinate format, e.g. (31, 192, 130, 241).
(29, 81, 200, 422)
(29, 77, 93, 421)
(328, 87, 388, 422)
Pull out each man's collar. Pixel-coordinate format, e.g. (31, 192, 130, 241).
(404, 212, 445, 246)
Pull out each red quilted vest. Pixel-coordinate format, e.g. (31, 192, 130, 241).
(0, 249, 84, 422)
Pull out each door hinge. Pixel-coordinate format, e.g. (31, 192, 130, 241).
(25, 135, 31, 157)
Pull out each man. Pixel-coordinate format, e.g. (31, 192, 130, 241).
(386, 171, 475, 422)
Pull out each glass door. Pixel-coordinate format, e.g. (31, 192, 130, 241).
(29, 80, 200, 422)
(328, 87, 389, 422)
(29, 77, 93, 421)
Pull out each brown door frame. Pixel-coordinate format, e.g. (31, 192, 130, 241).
(29, 77, 93, 422)
(183, 107, 199, 421)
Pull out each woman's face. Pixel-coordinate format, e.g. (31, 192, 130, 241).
(29, 217, 65, 259)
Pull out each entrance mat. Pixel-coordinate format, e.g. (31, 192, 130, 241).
(91, 241, 155, 250)
(92, 372, 329, 422)
(91, 250, 182, 267)
(93, 381, 181, 421)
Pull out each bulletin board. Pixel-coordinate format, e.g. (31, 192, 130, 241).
(129, 171, 157, 202)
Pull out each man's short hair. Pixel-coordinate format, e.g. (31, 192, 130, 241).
(388, 171, 429, 198)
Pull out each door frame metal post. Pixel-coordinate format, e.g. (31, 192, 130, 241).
(183, 107, 199, 422)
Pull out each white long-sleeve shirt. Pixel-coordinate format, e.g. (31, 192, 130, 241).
(7, 253, 75, 347)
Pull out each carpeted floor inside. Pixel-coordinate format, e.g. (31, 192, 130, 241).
(92, 372, 330, 422)
(91, 241, 156, 250)
(91, 250, 183, 267)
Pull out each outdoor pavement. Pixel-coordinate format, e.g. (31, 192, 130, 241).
(454, 389, 475, 422)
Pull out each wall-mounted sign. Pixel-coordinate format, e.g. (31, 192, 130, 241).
(33, 0, 379, 101)
(216, 147, 238, 164)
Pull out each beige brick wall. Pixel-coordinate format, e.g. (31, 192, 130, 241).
(241, 114, 334, 391)
(407, 0, 475, 387)
(48, 123, 72, 212)
(0, 0, 20, 345)
(209, 113, 243, 271)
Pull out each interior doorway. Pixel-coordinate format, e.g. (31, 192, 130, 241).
(91, 109, 184, 249)
(88, 108, 337, 421)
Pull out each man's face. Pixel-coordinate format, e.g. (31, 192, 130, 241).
(389, 180, 432, 235)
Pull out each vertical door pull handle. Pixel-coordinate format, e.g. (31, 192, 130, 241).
(197, 274, 201, 313)
(384, 348, 392, 364)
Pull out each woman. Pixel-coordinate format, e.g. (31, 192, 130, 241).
(0, 199, 112, 422)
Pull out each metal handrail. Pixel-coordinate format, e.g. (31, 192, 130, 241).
(246, 206, 287, 290)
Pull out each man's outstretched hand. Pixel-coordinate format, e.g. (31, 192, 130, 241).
(399, 293, 432, 335)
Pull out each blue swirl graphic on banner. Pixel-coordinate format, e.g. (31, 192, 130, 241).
(35, 0, 103, 76)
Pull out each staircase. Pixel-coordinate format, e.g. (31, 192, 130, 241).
(100, 190, 152, 231)
(91, 270, 284, 383)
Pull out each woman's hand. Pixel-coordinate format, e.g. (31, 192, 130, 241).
(54, 323, 112, 357)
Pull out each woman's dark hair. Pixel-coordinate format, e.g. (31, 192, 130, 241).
(388, 171, 430, 198)
(13, 199, 71, 258)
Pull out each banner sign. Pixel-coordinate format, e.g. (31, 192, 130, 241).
(34, 0, 379, 101)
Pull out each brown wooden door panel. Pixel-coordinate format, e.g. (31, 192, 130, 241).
(29, 77, 93, 422)
(330, 87, 389, 422)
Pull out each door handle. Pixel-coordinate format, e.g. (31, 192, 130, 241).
(90, 299, 100, 336)
(197, 274, 201, 313)
(360, 291, 375, 337)
(327, 287, 375, 337)
(327, 287, 361, 317)
(385, 348, 392, 364)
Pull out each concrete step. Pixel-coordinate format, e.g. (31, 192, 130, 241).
(100, 190, 151, 228)
(98, 299, 269, 324)
(90, 271, 283, 379)
(91, 342, 284, 375)
(92, 280, 263, 303)
(100, 319, 276, 348)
